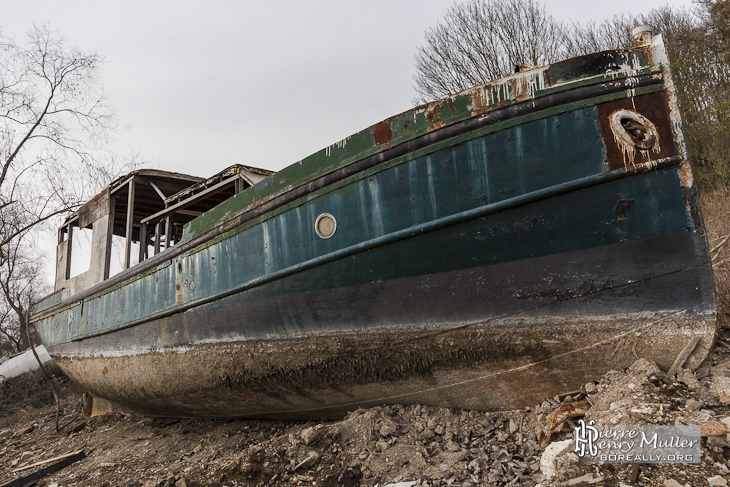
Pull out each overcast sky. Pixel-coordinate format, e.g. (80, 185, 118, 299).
(4, 0, 699, 179)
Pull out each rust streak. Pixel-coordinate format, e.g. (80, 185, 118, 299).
(425, 106, 445, 133)
(447, 99, 457, 116)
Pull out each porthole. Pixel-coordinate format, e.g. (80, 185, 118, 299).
(610, 109, 658, 150)
(608, 109, 660, 166)
(315, 213, 337, 239)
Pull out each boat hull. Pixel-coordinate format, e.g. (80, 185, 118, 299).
(34, 38, 717, 418)
(49, 227, 714, 418)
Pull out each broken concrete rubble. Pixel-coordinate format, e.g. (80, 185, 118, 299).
(539, 439, 572, 479)
(708, 475, 729, 487)
(536, 329, 730, 487)
(2, 328, 730, 486)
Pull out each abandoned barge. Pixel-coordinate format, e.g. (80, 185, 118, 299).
(31, 28, 716, 419)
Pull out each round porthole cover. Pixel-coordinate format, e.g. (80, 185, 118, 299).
(315, 213, 337, 239)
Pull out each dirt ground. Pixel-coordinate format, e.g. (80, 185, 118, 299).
(2, 326, 730, 487)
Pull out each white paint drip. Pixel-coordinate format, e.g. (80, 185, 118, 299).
(335, 136, 351, 149)
(324, 137, 351, 157)
(368, 179, 386, 237)
(469, 66, 548, 110)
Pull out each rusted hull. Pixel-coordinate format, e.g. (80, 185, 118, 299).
(51, 319, 714, 420)
(47, 228, 715, 418)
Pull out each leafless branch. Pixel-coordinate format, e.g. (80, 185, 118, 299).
(412, 0, 569, 104)
(0, 24, 130, 352)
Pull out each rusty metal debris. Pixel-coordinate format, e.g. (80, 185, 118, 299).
(10, 426, 32, 438)
(675, 419, 730, 437)
(537, 400, 592, 449)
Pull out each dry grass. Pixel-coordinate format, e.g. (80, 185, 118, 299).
(0, 376, 54, 418)
(701, 188, 730, 328)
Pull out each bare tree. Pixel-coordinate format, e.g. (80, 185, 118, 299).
(0, 303, 22, 354)
(561, 13, 638, 56)
(0, 238, 46, 353)
(636, 4, 730, 187)
(0, 25, 120, 265)
(708, 0, 730, 62)
(412, 0, 568, 103)
(0, 25, 137, 430)
(413, 1, 730, 188)
(0, 25, 140, 354)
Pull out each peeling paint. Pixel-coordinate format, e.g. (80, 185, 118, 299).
(469, 67, 548, 115)
(679, 161, 695, 188)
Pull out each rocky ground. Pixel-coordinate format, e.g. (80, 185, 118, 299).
(2, 326, 730, 487)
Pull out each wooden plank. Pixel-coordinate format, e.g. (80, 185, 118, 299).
(11, 450, 85, 474)
(140, 175, 238, 225)
(139, 222, 147, 263)
(165, 215, 172, 249)
(154, 221, 162, 255)
(65, 224, 73, 280)
(2, 451, 85, 487)
(103, 195, 116, 280)
(667, 336, 701, 378)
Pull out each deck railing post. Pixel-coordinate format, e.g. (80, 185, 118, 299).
(65, 223, 73, 279)
(103, 195, 115, 280)
(154, 221, 162, 255)
(139, 222, 147, 263)
(165, 215, 173, 249)
(124, 179, 136, 269)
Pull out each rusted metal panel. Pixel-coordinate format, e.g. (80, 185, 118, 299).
(538, 401, 591, 448)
